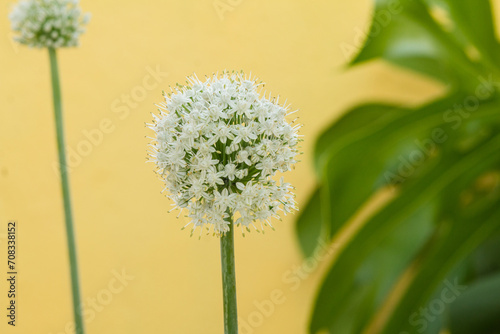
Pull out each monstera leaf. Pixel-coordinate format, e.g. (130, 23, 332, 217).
(296, 1, 500, 333)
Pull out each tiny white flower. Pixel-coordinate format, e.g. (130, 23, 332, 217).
(9, 0, 90, 48)
(234, 169, 248, 180)
(214, 189, 237, 211)
(232, 124, 258, 144)
(149, 71, 302, 236)
(224, 163, 237, 181)
(236, 150, 252, 166)
(256, 157, 274, 177)
(206, 167, 225, 186)
(214, 121, 235, 144)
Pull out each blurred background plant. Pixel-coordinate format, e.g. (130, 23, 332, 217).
(296, 1, 500, 333)
(8, 1, 90, 333)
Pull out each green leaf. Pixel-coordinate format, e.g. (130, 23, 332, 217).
(321, 92, 499, 239)
(328, 203, 436, 334)
(351, 0, 484, 89)
(469, 233, 500, 279)
(295, 187, 324, 257)
(309, 132, 500, 333)
(314, 104, 401, 174)
(374, 133, 500, 333)
(442, 0, 500, 69)
(312, 103, 404, 240)
(380, 198, 500, 334)
(300, 2, 500, 333)
(319, 94, 458, 238)
(449, 272, 500, 334)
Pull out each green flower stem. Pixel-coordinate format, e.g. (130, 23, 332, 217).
(48, 47, 85, 334)
(220, 212, 238, 334)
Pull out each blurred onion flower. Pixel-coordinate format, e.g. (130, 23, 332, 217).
(9, 0, 90, 48)
(9, 1, 90, 333)
(149, 71, 302, 236)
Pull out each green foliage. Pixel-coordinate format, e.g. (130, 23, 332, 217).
(296, 1, 500, 333)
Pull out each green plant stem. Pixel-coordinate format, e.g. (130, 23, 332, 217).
(48, 47, 85, 334)
(220, 213, 238, 334)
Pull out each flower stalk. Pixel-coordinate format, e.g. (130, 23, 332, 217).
(49, 47, 85, 334)
(220, 213, 238, 334)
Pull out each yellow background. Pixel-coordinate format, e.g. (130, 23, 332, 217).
(0, 0, 449, 333)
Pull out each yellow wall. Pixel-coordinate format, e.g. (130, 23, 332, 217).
(0, 1, 445, 333)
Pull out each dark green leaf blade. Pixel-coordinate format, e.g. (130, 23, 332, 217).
(314, 104, 401, 174)
(320, 94, 461, 238)
(295, 187, 324, 257)
(380, 197, 500, 334)
(351, 0, 483, 89)
(309, 132, 500, 333)
(449, 272, 500, 334)
(442, 0, 500, 69)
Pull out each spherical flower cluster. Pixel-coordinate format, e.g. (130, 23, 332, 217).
(149, 72, 302, 237)
(9, 0, 90, 48)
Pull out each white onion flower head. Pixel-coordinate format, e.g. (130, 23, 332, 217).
(9, 0, 90, 48)
(149, 71, 302, 237)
